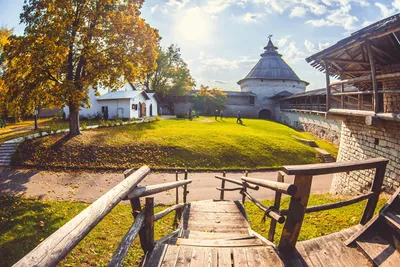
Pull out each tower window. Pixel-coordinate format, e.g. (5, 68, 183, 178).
(250, 96, 255, 105)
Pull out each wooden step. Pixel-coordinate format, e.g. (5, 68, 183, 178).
(383, 209, 400, 232)
(356, 231, 400, 267)
(181, 230, 251, 240)
(166, 237, 264, 247)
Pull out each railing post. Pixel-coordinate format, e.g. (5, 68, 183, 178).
(323, 60, 331, 112)
(366, 40, 380, 113)
(268, 171, 284, 242)
(143, 197, 155, 252)
(183, 170, 188, 203)
(242, 171, 249, 204)
(175, 171, 179, 205)
(341, 84, 344, 108)
(360, 164, 387, 224)
(278, 175, 313, 252)
(220, 171, 226, 200)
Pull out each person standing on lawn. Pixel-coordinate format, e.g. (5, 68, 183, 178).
(237, 111, 242, 124)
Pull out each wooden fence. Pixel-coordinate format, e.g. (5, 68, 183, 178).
(13, 166, 191, 267)
(215, 157, 389, 252)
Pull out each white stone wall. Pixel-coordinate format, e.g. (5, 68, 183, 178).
(331, 117, 400, 195)
(277, 111, 342, 145)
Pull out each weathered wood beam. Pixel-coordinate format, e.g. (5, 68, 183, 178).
(329, 108, 375, 117)
(143, 197, 155, 252)
(371, 44, 398, 63)
(376, 112, 400, 121)
(127, 180, 192, 199)
(241, 177, 297, 196)
(215, 175, 259, 190)
(107, 209, 146, 267)
(154, 203, 185, 221)
(366, 40, 380, 113)
(268, 171, 285, 242)
(324, 60, 331, 111)
(13, 166, 151, 267)
(323, 57, 371, 65)
(281, 158, 389, 176)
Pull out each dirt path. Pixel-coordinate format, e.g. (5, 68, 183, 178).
(0, 168, 333, 204)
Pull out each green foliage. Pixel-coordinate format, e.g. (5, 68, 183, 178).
(80, 122, 87, 131)
(154, 115, 161, 121)
(193, 85, 227, 115)
(15, 117, 325, 170)
(3, 0, 160, 135)
(143, 45, 195, 96)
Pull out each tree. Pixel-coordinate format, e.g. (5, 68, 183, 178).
(0, 27, 14, 124)
(4, 0, 160, 136)
(193, 85, 227, 115)
(142, 44, 195, 112)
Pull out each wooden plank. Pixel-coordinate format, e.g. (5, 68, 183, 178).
(181, 230, 249, 240)
(323, 57, 371, 65)
(282, 157, 388, 176)
(205, 248, 218, 267)
(190, 247, 206, 267)
(167, 237, 263, 247)
(184, 225, 249, 234)
(357, 231, 400, 267)
(361, 164, 387, 224)
(13, 166, 150, 267)
(383, 209, 400, 232)
(143, 243, 167, 267)
(241, 177, 296, 196)
(295, 242, 314, 267)
(161, 245, 180, 267)
(107, 210, 146, 267)
(269, 171, 284, 242)
(175, 246, 192, 267)
(246, 247, 262, 267)
(298, 240, 323, 267)
(155, 204, 185, 221)
(217, 248, 232, 267)
(257, 246, 284, 267)
(278, 175, 313, 251)
(233, 248, 248, 266)
(143, 197, 155, 252)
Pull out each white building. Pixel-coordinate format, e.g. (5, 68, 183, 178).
(63, 82, 159, 119)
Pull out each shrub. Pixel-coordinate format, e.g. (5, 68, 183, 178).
(154, 115, 161, 121)
(99, 119, 107, 127)
(49, 123, 63, 134)
(176, 112, 188, 119)
(81, 122, 87, 130)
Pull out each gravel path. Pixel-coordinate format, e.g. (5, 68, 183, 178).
(0, 168, 333, 204)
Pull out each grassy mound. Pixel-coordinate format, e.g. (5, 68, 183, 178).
(0, 194, 385, 266)
(14, 117, 337, 170)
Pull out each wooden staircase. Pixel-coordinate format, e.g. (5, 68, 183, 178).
(345, 187, 400, 266)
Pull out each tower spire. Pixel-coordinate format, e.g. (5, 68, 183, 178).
(261, 35, 280, 57)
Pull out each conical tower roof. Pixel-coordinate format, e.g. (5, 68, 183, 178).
(238, 39, 309, 85)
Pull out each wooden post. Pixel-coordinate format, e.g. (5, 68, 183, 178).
(366, 40, 379, 113)
(220, 171, 226, 200)
(268, 171, 284, 242)
(143, 197, 155, 252)
(183, 170, 188, 203)
(278, 175, 313, 252)
(323, 60, 331, 112)
(341, 84, 345, 109)
(175, 171, 179, 205)
(242, 171, 249, 204)
(360, 164, 387, 224)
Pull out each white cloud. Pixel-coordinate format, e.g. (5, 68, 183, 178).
(242, 13, 265, 23)
(393, 0, 400, 9)
(318, 42, 331, 50)
(276, 36, 291, 47)
(199, 56, 258, 71)
(204, 0, 248, 14)
(167, 0, 190, 10)
(281, 41, 308, 63)
(306, 4, 359, 30)
(304, 40, 317, 53)
(375, 3, 396, 17)
(151, 5, 158, 13)
(290, 6, 307, 18)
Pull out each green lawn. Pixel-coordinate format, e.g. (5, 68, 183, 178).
(0, 194, 386, 267)
(14, 117, 338, 170)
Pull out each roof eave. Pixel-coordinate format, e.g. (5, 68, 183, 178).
(238, 77, 309, 86)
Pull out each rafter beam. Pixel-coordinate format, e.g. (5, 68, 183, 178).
(323, 57, 371, 65)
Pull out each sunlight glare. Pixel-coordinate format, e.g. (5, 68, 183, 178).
(177, 9, 210, 42)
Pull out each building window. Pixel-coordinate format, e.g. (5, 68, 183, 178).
(250, 96, 255, 105)
(132, 104, 138, 110)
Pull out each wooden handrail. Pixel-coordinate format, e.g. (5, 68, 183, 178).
(242, 177, 297, 196)
(281, 158, 389, 176)
(127, 180, 192, 199)
(215, 175, 259, 190)
(154, 203, 185, 221)
(280, 192, 375, 215)
(242, 191, 285, 224)
(329, 72, 400, 86)
(13, 166, 151, 267)
(108, 209, 146, 267)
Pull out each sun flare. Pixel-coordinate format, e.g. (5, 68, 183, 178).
(177, 9, 210, 42)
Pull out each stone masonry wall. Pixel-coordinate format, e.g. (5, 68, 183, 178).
(330, 117, 400, 195)
(382, 64, 400, 113)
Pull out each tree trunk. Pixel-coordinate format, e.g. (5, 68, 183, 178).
(68, 105, 81, 136)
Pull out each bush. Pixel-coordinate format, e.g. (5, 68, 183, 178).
(81, 122, 87, 130)
(154, 115, 161, 121)
(99, 119, 107, 127)
(176, 112, 188, 119)
(49, 123, 63, 134)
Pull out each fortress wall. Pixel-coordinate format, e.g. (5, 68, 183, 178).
(331, 117, 400, 195)
(277, 111, 342, 145)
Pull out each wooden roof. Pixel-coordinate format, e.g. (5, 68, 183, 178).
(306, 13, 400, 85)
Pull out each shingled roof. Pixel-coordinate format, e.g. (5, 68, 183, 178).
(238, 39, 309, 85)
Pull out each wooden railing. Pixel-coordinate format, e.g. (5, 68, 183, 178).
(13, 166, 192, 267)
(215, 157, 389, 253)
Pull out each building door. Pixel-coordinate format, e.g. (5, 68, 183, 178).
(102, 106, 109, 120)
(140, 102, 146, 117)
(117, 108, 124, 118)
(150, 104, 153, 116)
(259, 109, 271, 119)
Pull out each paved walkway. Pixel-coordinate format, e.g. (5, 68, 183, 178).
(0, 169, 333, 204)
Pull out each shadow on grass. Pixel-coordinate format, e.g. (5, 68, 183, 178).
(0, 195, 67, 267)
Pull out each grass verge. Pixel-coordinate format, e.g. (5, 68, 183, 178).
(14, 117, 338, 170)
(0, 194, 386, 266)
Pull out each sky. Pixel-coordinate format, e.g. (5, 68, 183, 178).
(1, 0, 399, 91)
